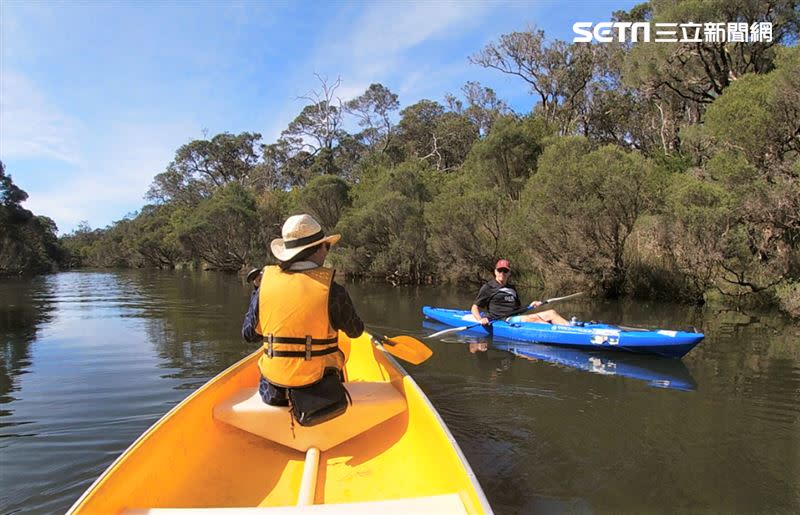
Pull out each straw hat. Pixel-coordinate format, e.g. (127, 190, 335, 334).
(270, 214, 341, 262)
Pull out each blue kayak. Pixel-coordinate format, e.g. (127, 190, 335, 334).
(422, 306, 704, 358)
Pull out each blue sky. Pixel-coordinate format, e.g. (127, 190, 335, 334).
(1, 0, 635, 234)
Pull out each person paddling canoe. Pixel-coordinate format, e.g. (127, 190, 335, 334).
(246, 267, 263, 290)
(471, 259, 569, 326)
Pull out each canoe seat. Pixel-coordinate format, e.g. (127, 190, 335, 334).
(213, 382, 406, 452)
(122, 493, 470, 513)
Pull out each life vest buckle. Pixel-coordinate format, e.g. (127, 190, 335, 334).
(305, 335, 312, 361)
(267, 333, 274, 358)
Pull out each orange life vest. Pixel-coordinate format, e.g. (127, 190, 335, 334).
(256, 265, 343, 388)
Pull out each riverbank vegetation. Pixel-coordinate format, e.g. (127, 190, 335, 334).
(1, 163, 62, 276)
(5, 1, 799, 317)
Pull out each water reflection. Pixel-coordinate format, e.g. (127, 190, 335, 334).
(423, 320, 698, 391)
(1, 273, 798, 514)
(0, 276, 55, 418)
(0, 270, 259, 514)
(121, 269, 256, 386)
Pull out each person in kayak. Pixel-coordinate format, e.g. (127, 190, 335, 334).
(246, 267, 262, 290)
(241, 213, 364, 407)
(471, 259, 569, 325)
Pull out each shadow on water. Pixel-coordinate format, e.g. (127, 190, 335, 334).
(423, 320, 698, 392)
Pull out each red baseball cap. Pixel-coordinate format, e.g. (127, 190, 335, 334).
(495, 259, 510, 270)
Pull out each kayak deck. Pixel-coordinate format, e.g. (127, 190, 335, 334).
(68, 333, 490, 514)
(423, 306, 704, 358)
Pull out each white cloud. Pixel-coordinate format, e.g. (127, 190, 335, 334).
(0, 71, 85, 165)
(0, 69, 201, 232)
(308, 3, 491, 92)
(28, 118, 199, 233)
(2, 69, 199, 233)
(353, 3, 489, 55)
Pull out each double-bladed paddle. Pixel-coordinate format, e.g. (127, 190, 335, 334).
(427, 292, 585, 339)
(369, 332, 433, 365)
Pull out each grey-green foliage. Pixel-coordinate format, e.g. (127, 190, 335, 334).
(463, 115, 553, 200)
(518, 138, 665, 297)
(470, 27, 596, 135)
(682, 47, 800, 300)
(423, 115, 554, 284)
(345, 83, 400, 152)
(147, 132, 262, 205)
(425, 173, 515, 284)
(445, 81, 511, 137)
(134, 204, 186, 268)
(393, 100, 479, 171)
(291, 175, 351, 233)
(171, 183, 259, 271)
(334, 160, 432, 283)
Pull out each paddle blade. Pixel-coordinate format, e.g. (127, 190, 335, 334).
(377, 334, 433, 365)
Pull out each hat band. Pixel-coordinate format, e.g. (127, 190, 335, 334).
(284, 230, 325, 249)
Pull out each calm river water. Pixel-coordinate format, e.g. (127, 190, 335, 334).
(1, 270, 798, 514)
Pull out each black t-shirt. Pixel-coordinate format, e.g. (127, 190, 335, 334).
(473, 279, 521, 319)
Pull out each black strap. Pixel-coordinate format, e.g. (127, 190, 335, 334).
(264, 346, 340, 358)
(264, 335, 338, 345)
(284, 230, 325, 249)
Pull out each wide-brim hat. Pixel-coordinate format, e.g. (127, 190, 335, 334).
(270, 214, 341, 262)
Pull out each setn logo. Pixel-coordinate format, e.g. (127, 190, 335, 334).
(573, 22, 651, 43)
(574, 21, 773, 43)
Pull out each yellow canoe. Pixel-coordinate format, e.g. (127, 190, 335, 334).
(68, 332, 492, 514)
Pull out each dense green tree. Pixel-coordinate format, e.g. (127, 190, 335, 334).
(620, 0, 799, 152)
(393, 100, 479, 171)
(425, 173, 516, 284)
(626, 0, 799, 102)
(249, 189, 291, 267)
(147, 132, 262, 205)
(335, 160, 433, 283)
(60, 221, 100, 268)
(171, 183, 259, 271)
(0, 162, 62, 276)
(684, 47, 800, 303)
(133, 204, 185, 268)
(292, 175, 351, 233)
(703, 46, 800, 175)
(463, 115, 553, 200)
(519, 139, 665, 297)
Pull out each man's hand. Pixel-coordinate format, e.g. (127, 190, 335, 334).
(478, 317, 490, 325)
(529, 300, 543, 309)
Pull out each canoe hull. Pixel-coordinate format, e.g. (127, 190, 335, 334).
(68, 333, 491, 514)
(423, 306, 703, 358)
